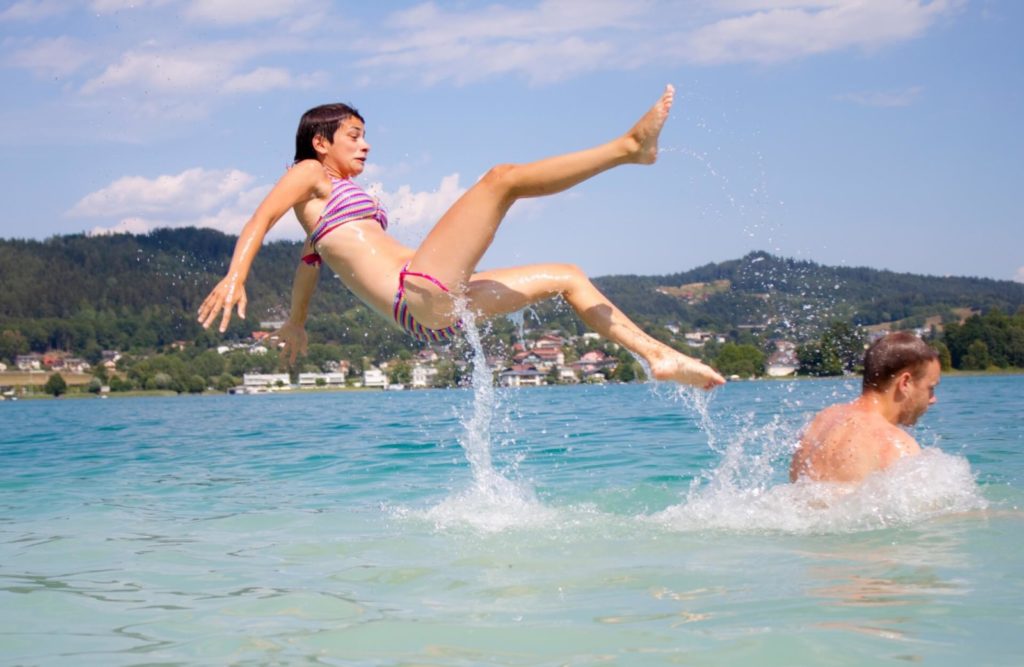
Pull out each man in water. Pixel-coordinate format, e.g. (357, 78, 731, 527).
(790, 332, 941, 483)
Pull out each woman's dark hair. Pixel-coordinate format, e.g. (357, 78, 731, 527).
(293, 103, 364, 163)
(862, 331, 939, 392)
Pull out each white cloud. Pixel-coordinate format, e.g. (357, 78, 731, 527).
(223, 66, 323, 93)
(182, 0, 326, 25)
(352, 1, 964, 85)
(5, 37, 92, 77)
(373, 173, 467, 230)
(78, 43, 324, 100)
(0, 0, 70, 22)
(77, 171, 304, 241)
(834, 85, 925, 107)
(1015, 266, 1024, 284)
(357, 0, 645, 85)
(81, 51, 232, 95)
(90, 0, 173, 12)
(87, 217, 155, 237)
(362, 36, 616, 87)
(69, 168, 256, 218)
(684, 0, 964, 65)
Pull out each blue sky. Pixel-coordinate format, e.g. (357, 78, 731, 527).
(1, 0, 1021, 283)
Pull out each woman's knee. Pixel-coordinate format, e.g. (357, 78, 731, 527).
(554, 263, 587, 290)
(480, 163, 519, 196)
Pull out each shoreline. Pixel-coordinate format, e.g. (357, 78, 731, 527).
(4, 368, 1022, 401)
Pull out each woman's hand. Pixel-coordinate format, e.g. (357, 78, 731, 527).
(198, 276, 248, 332)
(272, 320, 308, 365)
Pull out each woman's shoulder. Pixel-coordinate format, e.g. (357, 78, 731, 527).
(282, 160, 332, 195)
(289, 159, 327, 179)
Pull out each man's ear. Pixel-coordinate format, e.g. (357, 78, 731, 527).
(893, 370, 913, 396)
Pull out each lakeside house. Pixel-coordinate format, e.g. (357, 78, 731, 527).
(242, 373, 291, 389)
(362, 367, 387, 389)
(297, 372, 347, 388)
(684, 331, 726, 348)
(15, 352, 90, 373)
(15, 353, 43, 371)
(512, 346, 563, 370)
(534, 333, 565, 349)
(411, 364, 438, 388)
(571, 349, 617, 381)
(498, 365, 545, 387)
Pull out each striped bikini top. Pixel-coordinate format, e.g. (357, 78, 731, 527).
(309, 178, 388, 246)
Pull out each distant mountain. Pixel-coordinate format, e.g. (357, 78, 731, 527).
(593, 250, 1024, 337)
(1, 229, 1022, 358)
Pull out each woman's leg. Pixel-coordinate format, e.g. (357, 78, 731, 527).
(463, 264, 725, 390)
(402, 86, 675, 324)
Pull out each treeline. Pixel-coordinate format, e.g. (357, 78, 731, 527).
(3, 229, 1024, 376)
(796, 310, 1024, 376)
(597, 251, 1024, 337)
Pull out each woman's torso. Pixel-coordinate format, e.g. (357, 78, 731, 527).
(294, 173, 413, 317)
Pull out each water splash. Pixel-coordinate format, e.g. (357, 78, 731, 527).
(506, 309, 526, 342)
(421, 299, 550, 532)
(653, 448, 987, 535)
(652, 385, 986, 534)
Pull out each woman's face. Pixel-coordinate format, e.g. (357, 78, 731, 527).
(324, 117, 371, 177)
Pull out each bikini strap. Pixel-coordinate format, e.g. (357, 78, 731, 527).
(397, 263, 450, 294)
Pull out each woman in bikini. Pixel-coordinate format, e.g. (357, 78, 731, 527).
(198, 85, 725, 390)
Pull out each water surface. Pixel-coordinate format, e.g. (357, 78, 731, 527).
(2, 377, 1021, 665)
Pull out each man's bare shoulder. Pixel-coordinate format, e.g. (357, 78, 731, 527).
(804, 402, 871, 438)
(794, 402, 896, 482)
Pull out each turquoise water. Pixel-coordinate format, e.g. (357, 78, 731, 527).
(2, 376, 1022, 665)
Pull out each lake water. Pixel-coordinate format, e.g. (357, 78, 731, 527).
(2, 376, 1022, 666)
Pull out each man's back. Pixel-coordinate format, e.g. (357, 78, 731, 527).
(790, 401, 921, 483)
(789, 334, 938, 484)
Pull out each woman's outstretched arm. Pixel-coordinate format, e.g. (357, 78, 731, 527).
(198, 161, 321, 332)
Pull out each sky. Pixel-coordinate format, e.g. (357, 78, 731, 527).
(1, 0, 1022, 283)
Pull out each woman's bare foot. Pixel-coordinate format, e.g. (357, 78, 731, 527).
(648, 349, 725, 390)
(625, 84, 675, 165)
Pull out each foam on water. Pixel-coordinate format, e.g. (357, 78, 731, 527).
(654, 448, 986, 535)
(652, 385, 988, 535)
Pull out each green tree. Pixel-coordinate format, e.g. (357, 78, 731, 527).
(189, 349, 225, 380)
(610, 360, 634, 381)
(44, 372, 67, 397)
(931, 340, 952, 371)
(146, 371, 174, 391)
(797, 340, 843, 376)
(109, 375, 133, 391)
(432, 361, 458, 388)
(389, 360, 411, 385)
(306, 343, 346, 371)
(713, 343, 766, 378)
(797, 321, 864, 376)
(185, 374, 207, 394)
(821, 321, 865, 373)
(962, 339, 991, 370)
(0, 329, 28, 363)
(215, 373, 239, 392)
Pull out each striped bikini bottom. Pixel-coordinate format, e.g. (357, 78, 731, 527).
(391, 263, 461, 343)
